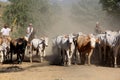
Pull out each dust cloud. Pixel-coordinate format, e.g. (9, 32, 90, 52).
(31, 0, 120, 64)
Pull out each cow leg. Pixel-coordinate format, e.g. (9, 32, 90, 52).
(30, 47, 33, 63)
(76, 50, 81, 64)
(88, 49, 93, 65)
(80, 53, 85, 64)
(85, 53, 88, 65)
(57, 47, 64, 65)
(103, 46, 106, 65)
(30, 51, 33, 63)
(72, 49, 78, 64)
(41, 51, 44, 63)
(0, 51, 4, 63)
(4, 49, 8, 62)
(29, 49, 33, 63)
(30, 53, 33, 63)
(20, 53, 23, 64)
(3, 50, 5, 62)
(60, 49, 64, 65)
(98, 46, 102, 64)
(73, 45, 78, 64)
(36, 49, 39, 56)
(76, 52, 81, 64)
(17, 53, 21, 64)
(26, 46, 30, 56)
(10, 52, 13, 62)
(17, 52, 23, 64)
(60, 49, 66, 66)
(114, 56, 117, 68)
(58, 48, 62, 62)
(43, 50, 46, 58)
(63, 50, 67, 66)
(113, 47, 118, 68)
(21, 52, 25, 62)
(40, 50, 46, 62)
(39, 49, 43, 63)
(61, 48, 65, 65)
(66, 50, 71, 66)
(6, 49, 9, 60)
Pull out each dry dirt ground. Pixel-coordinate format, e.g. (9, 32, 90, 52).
(0, 61, 120, 80)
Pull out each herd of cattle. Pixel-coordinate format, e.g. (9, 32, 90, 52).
(0, 36, 48, 64)
(52, 30, 120, 68)
(0, 30, 120, 68)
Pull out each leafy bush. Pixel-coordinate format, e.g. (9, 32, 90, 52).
(100, 0, 120, 13)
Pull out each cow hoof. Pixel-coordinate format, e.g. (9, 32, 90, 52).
(0, 62, 3, 65)
(114, 65, 117, 68)
(88, 64, 91, 66)
(84, 63, 87, 66)
(67, 63, 71, 66)
(17, 60, 22, 64)
(72, 62, 76, 65)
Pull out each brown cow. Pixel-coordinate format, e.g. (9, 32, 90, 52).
(75, 34, 99, 65)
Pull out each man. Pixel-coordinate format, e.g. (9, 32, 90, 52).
(1, 24, 11, 37)
(0, 24, 11, 59)
(26, 23, 34, 42)
(1, 24, 11, 43)
(95, 22, 104, 34)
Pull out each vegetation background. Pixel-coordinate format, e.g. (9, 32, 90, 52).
(0, 0, 120, 38)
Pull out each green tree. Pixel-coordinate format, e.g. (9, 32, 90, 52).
(100, 0, 120, 13)
(2, 0, 60, 37)
(2, 0, 31, 27)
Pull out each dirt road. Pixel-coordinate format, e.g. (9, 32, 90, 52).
(0, 61, 120, 80)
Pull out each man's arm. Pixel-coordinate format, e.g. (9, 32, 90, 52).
(31, 27, 33, 33)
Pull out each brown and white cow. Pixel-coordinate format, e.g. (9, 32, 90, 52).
(75, 34, 99, 65)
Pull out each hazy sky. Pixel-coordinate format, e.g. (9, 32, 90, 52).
(0, 0, 7, 2)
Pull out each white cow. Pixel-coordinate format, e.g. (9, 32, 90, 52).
(30, 37, 48, 63)
(0, 42, 9, 63)
(53, 34, 75, 66)
(61, 34, 75, 66)
(105, 31, 120, 67)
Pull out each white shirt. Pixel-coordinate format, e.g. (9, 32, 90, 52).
(27, 26, 33, 34)
(1, 28, 11, 36)
(26, 26, 33, 38)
